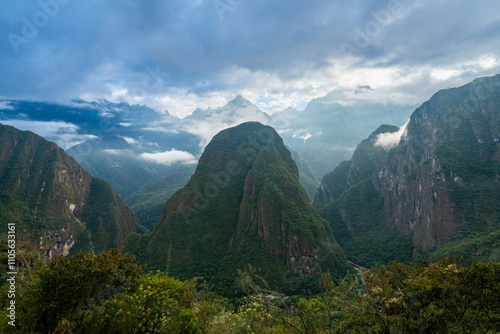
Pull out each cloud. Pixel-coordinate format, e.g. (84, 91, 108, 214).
(142, 126, 180, 134)
(374, 120, 409, 149)
(102, 149, 133, 155)
(139, 149, 198, 166)
(0, 101, 15, 110)
(293, 131, 312, 142)
(0, 119, 97, 149)
(120, 136, 138, 145)
(0, 0, 499, 116)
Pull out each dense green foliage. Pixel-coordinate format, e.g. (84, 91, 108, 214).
(0, 248, 144, 333)
(321, 179, 413, 267)
(426, 229, 500, 264)
(359, 259, 500, 333)
(2, 245, 499, 333)
(0, 123, 75, 234)
(76, 177, 145, 254)
(315, 125, 413, 267)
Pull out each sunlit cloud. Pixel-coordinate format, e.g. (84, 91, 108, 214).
(0, 101, 15, 110)
(103, 149, 134, 155)
(139, 149, 198, 166)
(181, 100, 270, 147)
(374, 120, 409, 149)
(120, 136, 138, 145)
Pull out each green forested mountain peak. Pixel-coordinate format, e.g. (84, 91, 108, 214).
(0, 123, 144, 256)
(124, 121, 348, 295)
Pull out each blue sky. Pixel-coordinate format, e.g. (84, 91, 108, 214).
(1, 0, 500, 117)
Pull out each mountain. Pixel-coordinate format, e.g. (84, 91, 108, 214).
(289, 149, 320, 200)
(124, 164, 197, 230)
(181, 95, 271, 147)
(124, 122, 348, 295)
(271, 91, 414, 179)
(0, 123, 145, 257)
(314, 125, 414, 266)
(181, 96, 319, 198)
(315, 75, 500, 267)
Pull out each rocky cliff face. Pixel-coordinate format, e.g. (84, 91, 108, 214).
(376, 75, 500, 255)
(315, 75, 500, 266)
(125, 122, 348, 295)
(0, 123, 143, 256)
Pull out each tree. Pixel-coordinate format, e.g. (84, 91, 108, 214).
(346, 259, 500, 333)
(18, 249, 143, 333)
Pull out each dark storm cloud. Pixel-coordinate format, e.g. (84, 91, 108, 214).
(0, 0, 499, 113)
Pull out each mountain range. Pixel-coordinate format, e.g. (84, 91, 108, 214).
(1, 74, 500, 299)
(0, 92, 413, 200)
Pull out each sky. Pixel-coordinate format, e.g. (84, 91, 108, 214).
(1, 0, 500, 118)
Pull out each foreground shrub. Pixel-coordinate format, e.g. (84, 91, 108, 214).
(15, 249, 143, 333)
(89, 272, 202, 333)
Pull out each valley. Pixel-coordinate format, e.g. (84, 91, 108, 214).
(1, 75, 500, 332)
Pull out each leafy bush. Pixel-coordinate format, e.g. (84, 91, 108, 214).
(15, 249, 143, 333)
(90, 273, 202, 334)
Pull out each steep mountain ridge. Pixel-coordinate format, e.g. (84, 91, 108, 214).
(376, 74, 500, 255)
(315, 125, 413, 266)
(315, 75, 500, 266)
(289, 149, 320, 200)
(124, 122, 348, 295)
(0, 123, 144, 256)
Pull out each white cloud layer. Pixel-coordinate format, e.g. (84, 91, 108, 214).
(374, 120, 409, 149)
(0, 120, 97, 149)
(139, 150, 198, 166)
(120, 136, 138, 144)
(102, 149, 133, 155)
(0, 101, 15, 110)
